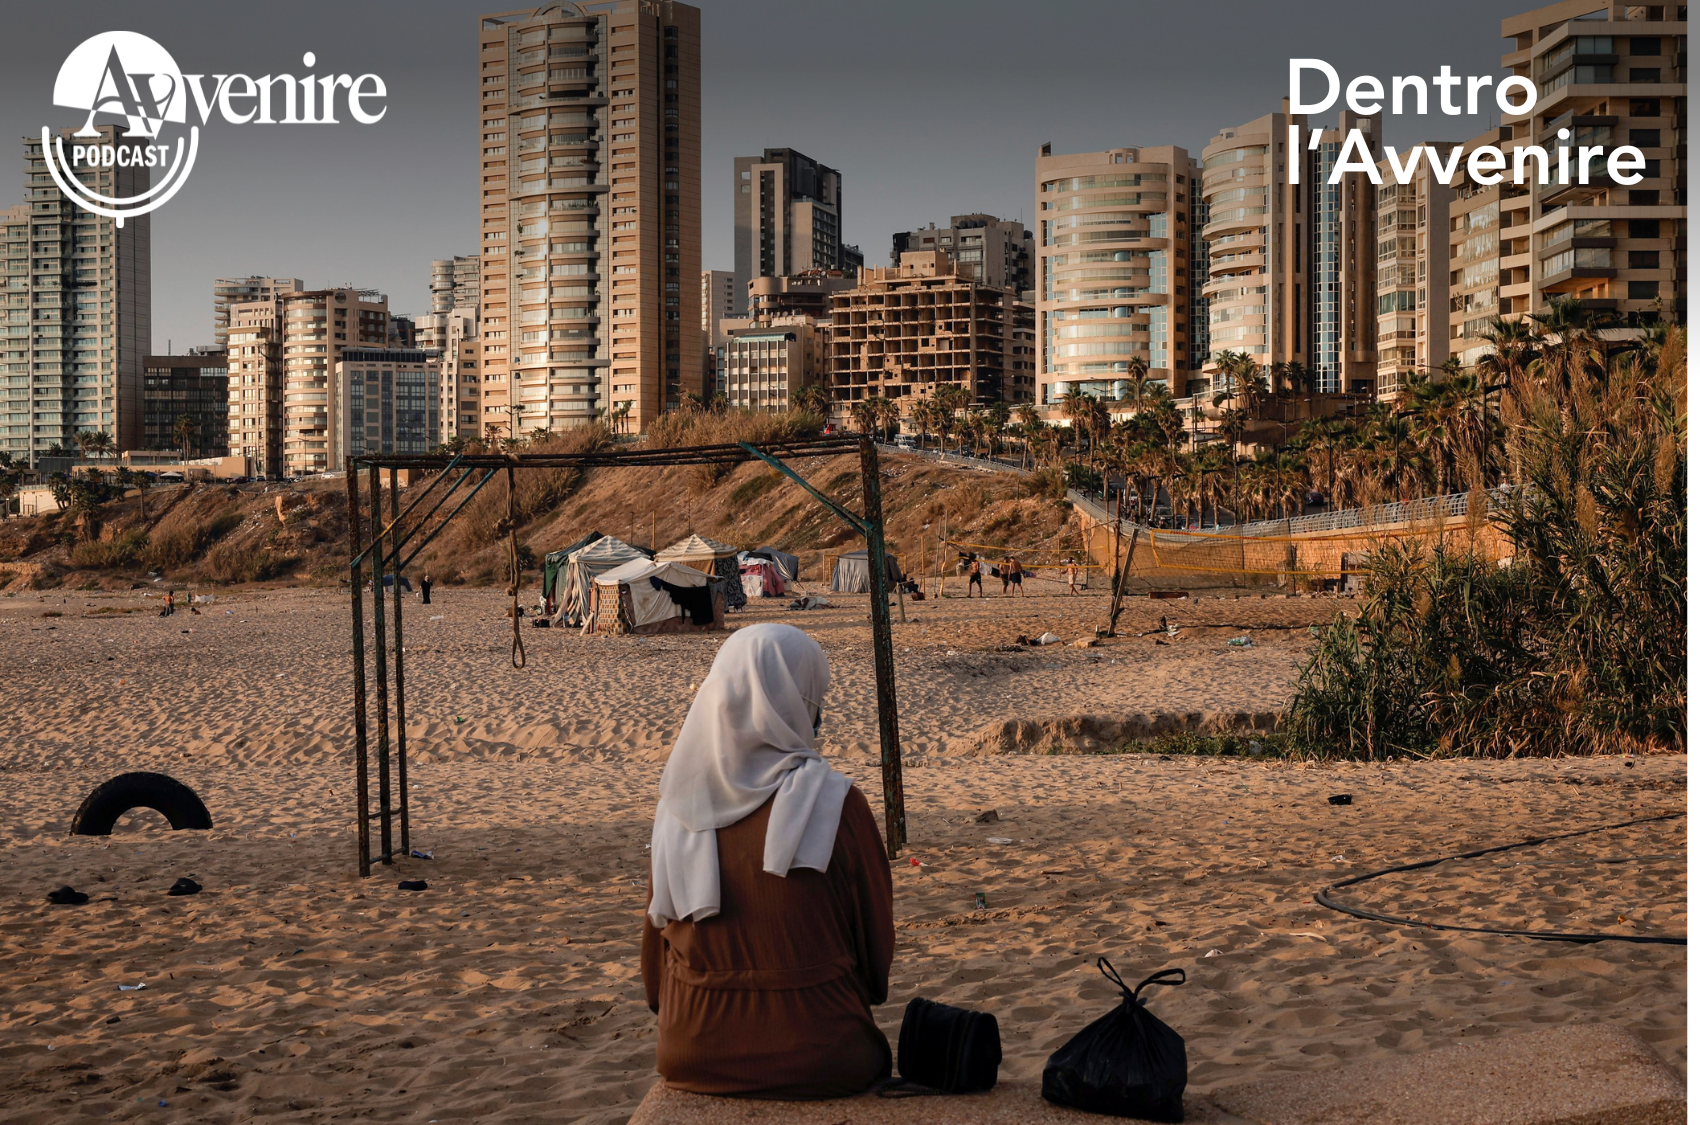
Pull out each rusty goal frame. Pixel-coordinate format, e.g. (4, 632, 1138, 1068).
(345, 433, 907, 875)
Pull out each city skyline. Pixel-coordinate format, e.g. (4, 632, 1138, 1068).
(0, 0, 1517, 353)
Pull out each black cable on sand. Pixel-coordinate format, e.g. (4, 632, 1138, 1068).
(1314, 811, 1686, 946)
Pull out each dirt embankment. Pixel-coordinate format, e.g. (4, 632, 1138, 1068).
(1, 449, 1075, 592)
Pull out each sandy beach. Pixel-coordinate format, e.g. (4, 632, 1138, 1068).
(0, 585, 1684, 1123)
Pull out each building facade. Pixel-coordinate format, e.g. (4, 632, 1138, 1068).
(1198, 107, 1382, 400)
(891, 214, 1035, 294)
(213, 277, 301, 349)
(827, 250, 1033, 425)
(701, 269, 736, 340)
(719, 317, 825, 412)
(478, 2, 703, 437)
(429, 256, 480, 315)
(143, 352, 229, 458)
(226, 300, 282, 474)
(1501, 0, 1687, 325)
(1374, 146, 1455, 399)
(1034, 144, 1198, 404)
(733, 148, 849, 314)
(226, 287, 389, 477)
(335, 348, 440, 460)
(3, 127, 151, 465)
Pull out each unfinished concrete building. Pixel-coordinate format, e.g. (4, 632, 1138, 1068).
(827, 250, 1034, 427)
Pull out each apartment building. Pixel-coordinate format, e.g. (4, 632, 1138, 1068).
(413, 308, 482, 444)
(334, 348, 440, 460)
(143, 351, 229, 458)
(2, 127, 151, 465)
(828, 250, 1033, 424)
(225, 300, 282, 474)
(891, 214, 1035, 294)
(720, 318, 826, 412)
(701, 269, 736, 340)
(429, 257, 480, 314)
(1198, 107, 1382, 399)
(1444, 129, 1516, 368)
(1373, 146, 1455, 400)
(213, 277, 301, 349)
(1500, 0, 1687, 325)
(478, 2, 703, 436)
(733, 148, 851, 313)
(1034, 144, 1198, 404)
(226, 287, 390, 477)
(746, 270, 858, 323)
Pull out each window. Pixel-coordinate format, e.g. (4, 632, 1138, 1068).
(1628, 250, 1660, 268)
(1627, 219, 1659, 238)
(1630, 98, 1661, 116)
(1629, 128, 1661, 146)
(1628, 189, 1660, 205)
(1629, 67, 1662, 81)
(1627, 280, 1659, 299)
(1629, 37, 1661, 55)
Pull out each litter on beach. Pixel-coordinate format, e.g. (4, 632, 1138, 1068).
(1227, 636, 1252, 647)
(117, 983, 146, 991)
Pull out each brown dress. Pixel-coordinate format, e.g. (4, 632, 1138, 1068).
(642, 785, 895, 1099)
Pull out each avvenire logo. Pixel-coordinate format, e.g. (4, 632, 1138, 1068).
(44, 30, 388, 225)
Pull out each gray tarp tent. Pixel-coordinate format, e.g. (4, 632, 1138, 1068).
(550, 535, 650, 625)
(829, 549, 902, 594)
(748, 545, 800, 581)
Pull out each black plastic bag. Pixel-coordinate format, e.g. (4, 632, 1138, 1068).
(1042, 959, 1187, 1121)
(893, 997, 1001, 1093)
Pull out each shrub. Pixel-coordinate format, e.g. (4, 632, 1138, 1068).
(69, 531, 148, 570)
(1286, 330, 1686, 758)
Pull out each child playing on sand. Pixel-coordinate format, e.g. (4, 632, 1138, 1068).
(642, 624, 893, 1098)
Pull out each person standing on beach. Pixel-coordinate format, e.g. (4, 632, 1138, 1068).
(966, 555, 983, 598)
(1005, 555, 1025, 597)
(420, 574, 433, 605)
(1065, 558, 1080, 595)
(160, 590, 175, 617)
(642, 623, 894, 1099)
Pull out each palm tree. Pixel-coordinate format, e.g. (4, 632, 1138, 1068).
(1297, 418, 1354, 511)
(910, 394, 937, 453)
(870, 394, 901, 439)
(849, 397, 877, 435)
(984, 400, 1010, 456)
(172, 413, 199, 467)
(0, 451, 20, 519)
(1058, 386, 1093, 455)
(1217, 406, 1249, 521)
(794, 383, 831, 421)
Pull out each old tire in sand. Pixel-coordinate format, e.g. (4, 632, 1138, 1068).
(70, 772, 213, 835)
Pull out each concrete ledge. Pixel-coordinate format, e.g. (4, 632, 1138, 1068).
(1208, 1024, 1685, 1125)
(628, 1079, 1240, 1125)
(628, 1025, 1683, 1125)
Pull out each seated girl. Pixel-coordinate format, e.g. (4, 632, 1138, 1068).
(642, 623, 894, 1099)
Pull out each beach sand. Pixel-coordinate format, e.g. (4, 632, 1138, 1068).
(0, 585, 1684, 1123)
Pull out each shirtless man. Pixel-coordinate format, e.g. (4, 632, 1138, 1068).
(966, 556, 983, 598)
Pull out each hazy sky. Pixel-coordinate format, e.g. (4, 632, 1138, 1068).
(0, 0, 1530, 352)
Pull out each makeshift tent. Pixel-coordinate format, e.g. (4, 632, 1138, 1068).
(542, 531, 602, 609)
(657, 533, 746, 611)
(593, 557, 721, 634)
(738, 552, 789, 598)
(829, 549, 903, 594)
(550, 535, 650, 625)
(747, 545, 800, 582)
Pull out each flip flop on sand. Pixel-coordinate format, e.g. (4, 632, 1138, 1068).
(46, 886, 89, 905)
(167, 877, 202, 896)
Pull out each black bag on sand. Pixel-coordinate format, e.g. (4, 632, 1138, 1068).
(1042, 959, 1187, 1121)
(891, 996, 1002, 1094)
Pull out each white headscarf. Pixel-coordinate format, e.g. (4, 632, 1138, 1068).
(646, 623, 852, 928)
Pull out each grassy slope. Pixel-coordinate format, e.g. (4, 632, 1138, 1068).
(1, 451, 1076, 591)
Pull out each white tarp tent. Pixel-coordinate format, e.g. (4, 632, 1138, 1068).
(551, 535, 648, 625)
(594, 557, 711, 630)
(829, 549, 903, 594)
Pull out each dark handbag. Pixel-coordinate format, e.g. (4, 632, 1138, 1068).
(1042, 959, 1188, 1121)
(892, 996, 1001, 1094)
